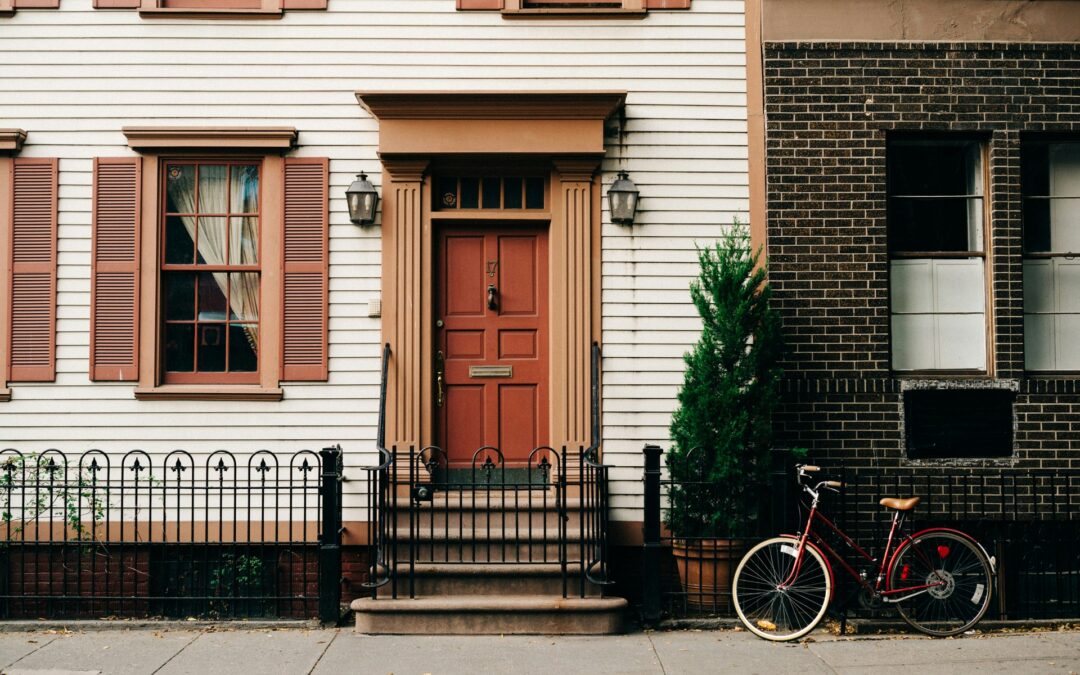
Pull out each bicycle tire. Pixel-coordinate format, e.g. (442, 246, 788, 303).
(733, 537, 832, 641)
(888, 530, 993, 637)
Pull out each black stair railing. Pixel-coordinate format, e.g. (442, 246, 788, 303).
(361, 343, 394, 596)
(361, 341, 612, 601)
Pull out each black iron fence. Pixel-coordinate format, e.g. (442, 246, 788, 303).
(0, 447, 344, 621)
(642, 446, 1080, 624)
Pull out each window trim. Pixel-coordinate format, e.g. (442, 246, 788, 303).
(122, 127, 291, 400)
(887, 135, 993, 375)
(158, 159, 264, 385)
(457, 0, 690, 14)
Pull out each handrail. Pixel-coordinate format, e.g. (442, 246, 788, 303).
(582, 341, 613, 588)
(360, 343, 393, 591)
(585, 341, 602, 462)
(362, 343, 393, 472)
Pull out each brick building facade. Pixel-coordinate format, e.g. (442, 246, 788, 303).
(762, 41, 1080, 469)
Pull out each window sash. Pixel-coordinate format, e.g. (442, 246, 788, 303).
(160, 160, 262, 383)
(890, 258, 986, 372)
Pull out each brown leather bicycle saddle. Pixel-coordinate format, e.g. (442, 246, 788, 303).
(879, 497, 920, 511)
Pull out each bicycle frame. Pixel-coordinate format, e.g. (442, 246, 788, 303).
(782, 486, 948, 603)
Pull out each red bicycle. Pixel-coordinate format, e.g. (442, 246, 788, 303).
(733, 464, 995, 640)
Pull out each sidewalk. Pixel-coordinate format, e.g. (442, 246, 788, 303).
(3, 625, 1080, 675)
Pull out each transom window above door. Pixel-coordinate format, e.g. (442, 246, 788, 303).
(433, 175, 546, 211)
(161, 161, 261, 384)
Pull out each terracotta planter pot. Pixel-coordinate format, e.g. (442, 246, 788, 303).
(671, 539, 745, 611)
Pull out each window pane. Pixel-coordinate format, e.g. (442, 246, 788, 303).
(196, 217, 226, 265)
(1022, 143, 1052, 196)
(164, 215, 195, 265)
(198, 165, 227, 213)
(436, 176, 458, 209)
(229, 325, 259, 372)
(889, 140, 983, 253)
(197, 324, 226, 372)
(1025, 143, 1080, 252)
(228, 273, 260, 321)
(165, 165, 195, 214)
(888, 142, 980, 196)
(197, 272, 228, 321)
(229, 217, 259, 265)
(525, 177, 544, 209)
(888, 198, 982, 252)
(164, 272, 195, 321)
(164, 323, 194, 372)
(504, 177, 523, 209)
(460, 177, 479, 209)
(482, 177, 501, 209)
(230, 164, 260, 214)
(1023, 198, 1052, 252)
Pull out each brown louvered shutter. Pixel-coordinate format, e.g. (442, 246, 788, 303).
(9, 158, 58, 382)
(282, 157, 329, 381)
(90, 158, 141, 382)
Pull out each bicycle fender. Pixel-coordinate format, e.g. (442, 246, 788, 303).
(777, 533, 837, 602)
(885, 527, 996, 593)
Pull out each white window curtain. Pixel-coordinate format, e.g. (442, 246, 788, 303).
(891, 258, 986, 370)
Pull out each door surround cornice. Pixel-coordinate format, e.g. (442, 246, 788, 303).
(359, 91, 622, 451)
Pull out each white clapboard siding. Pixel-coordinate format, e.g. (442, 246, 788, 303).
(0, 0, 746, 525)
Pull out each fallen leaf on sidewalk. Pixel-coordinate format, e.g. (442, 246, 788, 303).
(756, 619, 777, 631)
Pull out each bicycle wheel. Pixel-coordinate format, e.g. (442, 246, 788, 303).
(889, 530, 993, 637)
(733, 537, 832, 641)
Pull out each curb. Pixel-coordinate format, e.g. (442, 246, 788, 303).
(0, 619, 323, 633)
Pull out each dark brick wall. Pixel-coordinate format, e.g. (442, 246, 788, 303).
(764, 42, 1080, 467)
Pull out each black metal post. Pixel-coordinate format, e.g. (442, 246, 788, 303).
(319, 446, 343, 624)
(642, 443, 663, 626)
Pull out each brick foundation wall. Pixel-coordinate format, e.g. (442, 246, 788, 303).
(764, 42, 1080, 468)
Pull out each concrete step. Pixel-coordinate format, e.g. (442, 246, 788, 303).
(352, 595, 627, 635)
(402, 563, 603, 597)
(397, 508, 579, 530)
(391, 528, 589, 563)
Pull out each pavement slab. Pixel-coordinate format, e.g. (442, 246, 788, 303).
(807, 631, 1080, 670)
(314, 633, 662, 675)
(156, 628, 333, 675)
(4, 630, 198, 675)
(0, 634, 60, 672)
(649, 630, 834, 674)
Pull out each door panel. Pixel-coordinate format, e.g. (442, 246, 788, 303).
(499, 384, 538, 458)
(436, 225, 548, 464)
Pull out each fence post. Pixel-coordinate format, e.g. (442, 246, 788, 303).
(319, 446, 343, 624)
(642, 443, 663, 626)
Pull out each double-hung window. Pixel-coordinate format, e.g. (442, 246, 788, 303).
(161, 161, 261, 384)
(888, 138, 987, 372)
(1023, 140, 1080, 371)
(89, 128, 329, 399)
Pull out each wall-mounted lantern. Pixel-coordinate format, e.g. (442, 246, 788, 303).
(346, 172, 379, 225)
(608, 170, 639, 225)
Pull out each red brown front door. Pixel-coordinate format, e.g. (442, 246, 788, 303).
(436, 225, 549, 465)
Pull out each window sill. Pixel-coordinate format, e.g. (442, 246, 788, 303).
(138, 7, 282, 18)
(502, 8, 645, 16)
(134, 386, 283, 401)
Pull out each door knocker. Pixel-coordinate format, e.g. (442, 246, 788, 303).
(487, 284, 498, 310)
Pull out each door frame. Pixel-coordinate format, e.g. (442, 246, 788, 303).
(434, 220, 551, 463)
(358, 91, 624, 454)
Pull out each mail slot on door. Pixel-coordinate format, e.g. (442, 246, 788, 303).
(469, 365, 513, 378)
